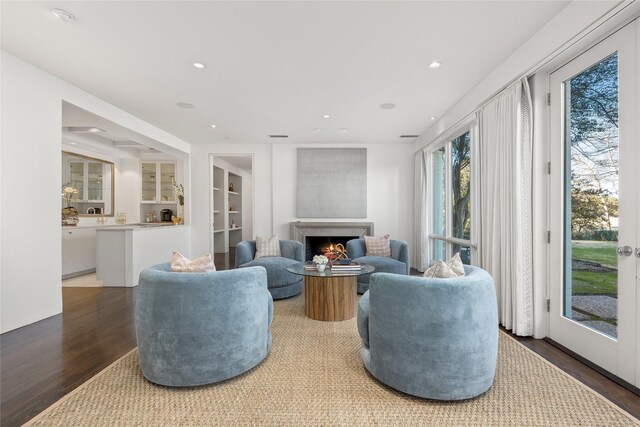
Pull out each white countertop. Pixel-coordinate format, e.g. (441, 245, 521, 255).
(63, 223, 182, 230)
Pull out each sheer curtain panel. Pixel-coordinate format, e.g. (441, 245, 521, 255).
(414, 151, 429, 272)
(478, 78, 533, 336)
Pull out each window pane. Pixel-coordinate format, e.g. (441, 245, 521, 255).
(564, 53, 618, 339)
(432, 147, 446, 235)
(432, 239, 445, 261)
(451, 244, 471, 265)
(451, 131, 471, 240)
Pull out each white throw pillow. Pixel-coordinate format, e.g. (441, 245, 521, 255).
(447, 253, 465, 276)
(423, 253, 466, 278)
(364, 235, 391, 257)
(171, 252, 216, 272)
(255, 235, 281, 258)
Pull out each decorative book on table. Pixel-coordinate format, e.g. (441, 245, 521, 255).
(304, 262, 318, 270)
(329, 261, 362, 271)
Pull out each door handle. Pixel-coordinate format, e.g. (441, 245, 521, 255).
(636, 247, 640, 258)
(617, 246, 633, 257)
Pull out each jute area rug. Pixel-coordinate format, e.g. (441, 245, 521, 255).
(28, 292, 637, 426)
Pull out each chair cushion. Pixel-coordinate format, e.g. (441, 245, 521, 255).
(240, 257, 301, 288)
(171, 252, 215, 272)
(364, 235, 391, 256)
(255, 235, 281, 258)
(353, 256, 407, 283)
(424, 253, 464, 278)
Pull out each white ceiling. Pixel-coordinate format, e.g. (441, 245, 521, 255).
(2, 1, 569, 146)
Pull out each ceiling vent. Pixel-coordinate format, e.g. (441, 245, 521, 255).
(269, 135, 289, 138)
(400, 135, 419, 138)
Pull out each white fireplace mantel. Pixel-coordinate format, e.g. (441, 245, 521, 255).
(290, 221, 374, 251)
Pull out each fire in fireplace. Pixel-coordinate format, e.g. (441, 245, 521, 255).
(305, 236, 358, 262)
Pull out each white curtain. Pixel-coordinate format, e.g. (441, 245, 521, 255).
(413, 150, 429, 272)
(478, 78, 533, 336)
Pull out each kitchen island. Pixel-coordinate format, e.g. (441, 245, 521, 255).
(96, 223, 190, 286)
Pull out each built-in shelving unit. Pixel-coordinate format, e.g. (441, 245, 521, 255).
(227, 172, 243, 247)
(212, 166, 226, 252)
(211, 164, 244, 253)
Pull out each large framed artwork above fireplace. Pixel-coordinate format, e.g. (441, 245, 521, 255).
(290, 222, 374, 261)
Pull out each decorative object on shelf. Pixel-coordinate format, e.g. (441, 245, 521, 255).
(172, 177, 185, 221)
(313, 254, 329, 272)
(172, 177, 184, 206)
(171, 215, 184, 225)
(97, 212, 107, 225)
(61, 183, 79, 226)
(116, 212, 127, 224)
(231, 220, 236, 228)
(229, 182, 234, 192)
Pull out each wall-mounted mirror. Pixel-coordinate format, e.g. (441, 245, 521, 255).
(62, 151, 114, 216)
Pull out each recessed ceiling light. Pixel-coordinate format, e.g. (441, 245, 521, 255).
(193, 62, 206, 69)
(322, 114, 330, 119)
(380, 103, 396, 110)
(429, 61, 441, 69)
(50, 8, 75, 23)
(225, 136, 235, 141)
(69, 142, 78, 145)
(313, 128, 322, 132)
(338, 128, 349, 133)
(176, 102, 195, 109)
(210, 124, 217, 128)
(430, 116, 437, 120)
(67, 126, 104, 133)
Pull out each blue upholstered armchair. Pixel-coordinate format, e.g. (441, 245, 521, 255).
(235, 239, 304, 299)
(357, 266, 498, 400)
(136, 264, 273, 387)
(346, 238, 410, 293)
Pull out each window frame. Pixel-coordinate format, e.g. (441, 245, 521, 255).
(425, 120, 479, 265)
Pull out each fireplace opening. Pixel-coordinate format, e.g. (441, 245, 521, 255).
(305, 236, 359, 261)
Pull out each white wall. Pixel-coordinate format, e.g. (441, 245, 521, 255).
(272, 144, 415, 247)
(190, 143, 414, 258)
(0, 52, 190, 333)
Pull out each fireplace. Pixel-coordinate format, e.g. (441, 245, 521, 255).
(290, 222, 374, 262)
(305, 236, 357, 261)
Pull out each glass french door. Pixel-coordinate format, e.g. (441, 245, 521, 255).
(549, 22, 638, 386)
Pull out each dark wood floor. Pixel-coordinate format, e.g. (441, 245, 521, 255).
(1, 253, 638, 425)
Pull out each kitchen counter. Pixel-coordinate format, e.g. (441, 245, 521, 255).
(96, 224, 190, 286)
(63, 222, 176, 230)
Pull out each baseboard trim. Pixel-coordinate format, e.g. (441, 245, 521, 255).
(62, 269, 96, 280)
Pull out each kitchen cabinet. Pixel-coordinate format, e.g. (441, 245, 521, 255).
(140, 161, 178, 222)
(62, 227, 97, 278)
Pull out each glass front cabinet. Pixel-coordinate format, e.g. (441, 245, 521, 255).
(62, 152, 114, 216)
(141, 161, 176, 203)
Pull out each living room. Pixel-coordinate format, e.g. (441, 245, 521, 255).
(1, 1, 639, 425)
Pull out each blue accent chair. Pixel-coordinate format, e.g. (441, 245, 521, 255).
(347, 238, 410, 294)
(136, 263, 273, 387)
(235, 239, 303, 299)
(357, 266, 498, 400)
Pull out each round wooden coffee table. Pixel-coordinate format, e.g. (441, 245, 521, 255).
(287, 264, 374, 321)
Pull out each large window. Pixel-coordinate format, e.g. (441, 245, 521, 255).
(428, 128, 477, 264)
